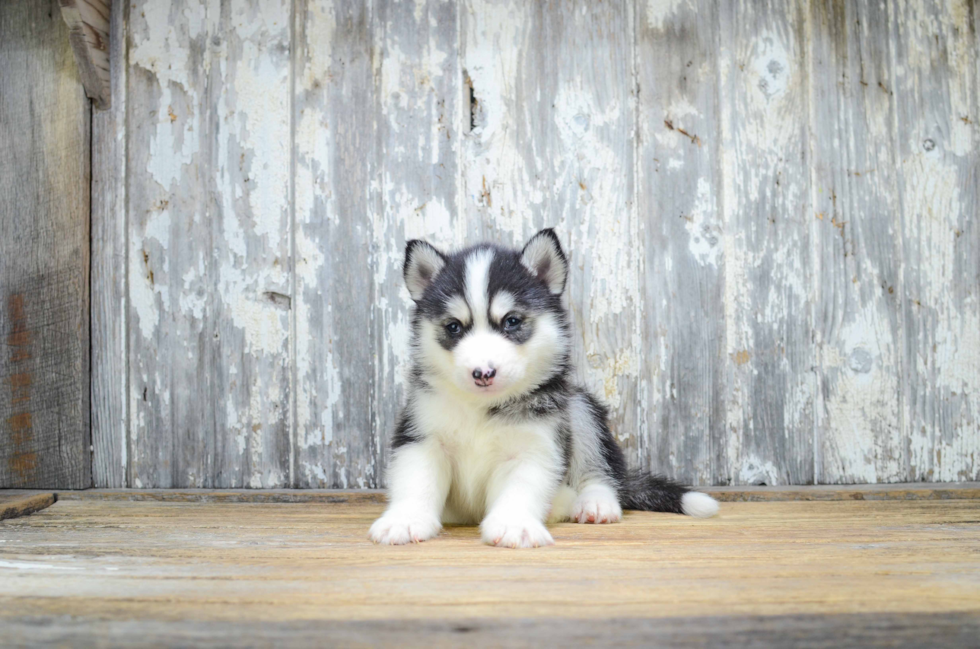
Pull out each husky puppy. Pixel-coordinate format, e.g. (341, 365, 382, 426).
(369, 229, 719, 549)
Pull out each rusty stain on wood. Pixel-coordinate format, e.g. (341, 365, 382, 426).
(4, 295, 35, 482)
(2, 0, 92, 489)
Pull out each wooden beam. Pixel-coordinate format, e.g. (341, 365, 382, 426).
(1, 498, 978, 633)
(42, 482, 980, 503)
(59, 0, 110, 110)
(0, 0, 92, 489)
(0, 492, 56, 521)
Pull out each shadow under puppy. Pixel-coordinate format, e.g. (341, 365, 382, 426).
(370, 229, 718, 549)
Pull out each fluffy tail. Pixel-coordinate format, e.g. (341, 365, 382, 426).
(618, 470, 719, 518)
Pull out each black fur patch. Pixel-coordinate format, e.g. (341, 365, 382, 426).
(577, 389, 691, 514)
(435, 319, 471, 351)
(407, 364, 430, 391)
(579, 391, 629, 484)
(556, 421, 573, 477)
(487, 249, 562, 316)
(391, 413, 421, 450)
(487, 371, 571, 421)
(414, 249, 469, 321)
(618, 471, 689, 514)
(409, 243, 570, 359)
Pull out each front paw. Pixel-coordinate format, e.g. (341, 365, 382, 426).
(369, 510, 441, 545)
(572, 493, 622, 524)
(481, 514, 554, 549)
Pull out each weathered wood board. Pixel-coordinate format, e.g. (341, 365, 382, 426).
(892, 0, 980, 483)
(1, 498, 978, 648)
(58, 0, 112, 109)
(0, 0, 92, 489)
(638, 0, 724, 486)
(808, 0, 907, 484)
(90, 0, 980, 487)
(90, 0, 127, 488)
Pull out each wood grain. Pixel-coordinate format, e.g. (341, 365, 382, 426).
(209, 0, 293, 488)
(637, 0, 724, 485)
(58, 0, 111, 109)
(809, 0, 907, 483)
(293, 0, 384, 488)
(91, 0, 127, 487)
(717, 0, 815, 485)
(892, 0, 980, 483)
(3, 612, 979, 649)
(0, 493, 56, 521)
(87, 0, 980, 488)
(41, 481, 980, 502)
(0, 0, 91, 489)
(1, 498, 978, 626)
(127, 0, 214, 488)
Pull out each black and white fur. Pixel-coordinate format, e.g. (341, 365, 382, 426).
(369, 229, 718, 549)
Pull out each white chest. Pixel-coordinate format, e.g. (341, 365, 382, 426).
(410, 391, 560, 521)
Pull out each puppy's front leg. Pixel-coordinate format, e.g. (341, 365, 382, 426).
(481, 458, 558, 549)
(369, 441, 450, 545)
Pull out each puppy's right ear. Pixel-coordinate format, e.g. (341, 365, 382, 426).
(403, 240, 447, 302)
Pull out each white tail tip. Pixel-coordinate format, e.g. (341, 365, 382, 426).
(681, 492, 719, 518)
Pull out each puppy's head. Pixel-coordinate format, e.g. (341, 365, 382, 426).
(404, 229, 569, 401)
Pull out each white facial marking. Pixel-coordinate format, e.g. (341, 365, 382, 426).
(454, 330, 521, 392)
(445, 295, 471, 325)
(416, 248, 567, 403)
(490, 291, 516, 324)
(464, 249, 494, 328)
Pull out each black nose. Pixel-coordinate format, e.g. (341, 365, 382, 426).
(472, 368, 496, 379)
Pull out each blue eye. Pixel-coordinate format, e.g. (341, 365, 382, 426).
(445, 320, 462, 335)
(504, 316, 522, 329)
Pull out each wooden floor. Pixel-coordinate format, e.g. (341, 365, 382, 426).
(1, 488, 979, 647)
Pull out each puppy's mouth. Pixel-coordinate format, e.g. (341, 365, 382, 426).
(471, 367, 497, 389)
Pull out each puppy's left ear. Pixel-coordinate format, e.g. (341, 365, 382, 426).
(404, 239, 446, 302)
(521, 228, 568, 295)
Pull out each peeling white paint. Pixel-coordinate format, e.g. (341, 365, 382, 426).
(738, 457, 781, 486)
(131, 2, 206, 190)
(645, 0, 690, 30)
(111, 0, 979, 489)
(685, 177, 721, 267)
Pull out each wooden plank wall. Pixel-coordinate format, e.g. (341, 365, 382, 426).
(91, 0, 980, 488)
(0, 0, 92, 488)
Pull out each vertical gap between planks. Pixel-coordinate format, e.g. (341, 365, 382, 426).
(455, 0, 465, 254)
(89, 98, 95, 487)
(803, 0, 823, 484)
(884, 0, 908, 482)
(801, 0, 818, 485)
(710, 1, 727, 484)
(122, 0, 132, 489)
(206, 0, 217, 487)
(804, 0, 817, 485)
(288, 0, 298, 488)
(372, 0, 387, 487)
(373, 0, 383, 487)
(628, 0, 644, 473)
